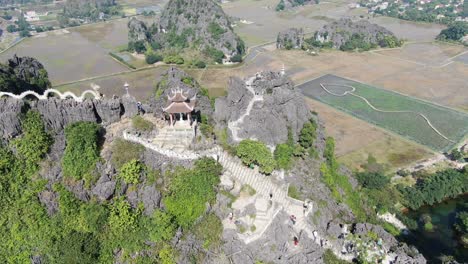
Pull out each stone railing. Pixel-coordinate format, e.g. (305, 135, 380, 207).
(0, 89, 101, 102)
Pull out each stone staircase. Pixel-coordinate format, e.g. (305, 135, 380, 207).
(218, 152, 288, 205)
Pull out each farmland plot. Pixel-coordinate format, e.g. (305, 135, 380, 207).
(299, 74, 468, 151)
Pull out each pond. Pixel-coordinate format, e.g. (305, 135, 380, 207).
(404, 194, 468, 263)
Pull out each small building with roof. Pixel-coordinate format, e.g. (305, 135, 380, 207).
(162, 88, 197, 126)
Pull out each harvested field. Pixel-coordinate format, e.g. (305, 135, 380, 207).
(0, 19, 132, 85)
(299, 74, 468, 151)
(374, 42, 467, 66)
(306, 99, 433, 172)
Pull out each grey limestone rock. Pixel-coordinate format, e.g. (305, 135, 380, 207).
(214, 71, 312, 146)
(277, 28, 304, 49)
(0, 98, 23, 139)
(38, 190, 59, 216)
(31, 98, 98, 132)
(92, 173, 116, 201)
(93, 98, 122, 125)
(126, 184, 162, 215)
(128, 17, 149, 44)
(316, 18, 396, 49)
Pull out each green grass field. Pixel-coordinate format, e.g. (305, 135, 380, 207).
(299, 74, 468, 152)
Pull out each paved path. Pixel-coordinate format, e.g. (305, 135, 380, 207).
(0, 88, 101, 102)
(319, 83, 456, 143)
(228, 75, 264, 142)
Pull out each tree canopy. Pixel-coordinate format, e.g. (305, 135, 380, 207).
(62, 122, 101, 182)
(236, 139, 276, 174)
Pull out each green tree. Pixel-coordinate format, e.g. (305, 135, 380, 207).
(450, 149, 463, 161)
(148, 210, 177, 243)
(355, 172, 390, 189)
(145, 52, 163, 64)
(299, 119, 317, 149)
(164, 158, 222, 228)
(236, 139, 276, 174)
(118, 159, 143, 184)
(274, 143, 294, 170)
(62, 122, 101, 181)
(13, 111, 52, 169)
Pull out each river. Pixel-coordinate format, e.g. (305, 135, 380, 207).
(404, 194, 468, 263)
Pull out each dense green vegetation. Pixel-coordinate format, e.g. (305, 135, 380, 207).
(397, 169, 468, 210)
(437, 22, 468, 44)
(0, 110, 224, 263)
(117, 159, 143, 184)
(62, 122, 101, 182)
(164, 157, 222, 228)
(455, 203, 468, 247)
(0, 111, 56, 263)
(58, 0, 122, 27)
(13, 111, 52, 168)
(321, 137, 366, 220)
(236, 139, 276, 174)
(0, 55, 51, 94)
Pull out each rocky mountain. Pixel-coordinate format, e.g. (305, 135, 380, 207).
(277, 28, 304, 49)
(315, 18, 397, 49)
(214, 71, 312, 146)
(0, 55, 51, 95)
(276, 0, 317, 11)
(63, 0, 116, 18)
(128, 0, 245, 63)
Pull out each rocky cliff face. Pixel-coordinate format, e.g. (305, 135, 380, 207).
(277, 28, 304, 49)
(214, 71, 312, 146)
(128, 17, 149, 43)
(316, 18, 395, 48)
(0, 95, 138, 140)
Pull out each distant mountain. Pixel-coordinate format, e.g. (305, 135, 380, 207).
(128, 0, 245, 64)
(276, 0, 318, 11)
(314, 18, 402, 51)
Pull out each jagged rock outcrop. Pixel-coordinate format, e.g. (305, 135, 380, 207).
(0, 96, 139, 134)
(149, 67, 213, 118)
(128, 0, 245, 61)
(214, 71, 312, 146)
(128, 17, 149, 44)
(126, 184, 162, 215)
(277, 28, 304, 49)
(92, 174, 116, 201)
(315, 18, 396, 49)
(0, 55, 51, 94)
(0, 98, 23, 139)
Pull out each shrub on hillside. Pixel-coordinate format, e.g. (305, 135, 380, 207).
(111, 139, 145, 169)
(145, 52, 163, 64)
(132, 116, 154, 132)
(236, 139, 276, 174)
(62, 122, 101, 180)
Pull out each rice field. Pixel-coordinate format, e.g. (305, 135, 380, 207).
(299, 74, 468, 151)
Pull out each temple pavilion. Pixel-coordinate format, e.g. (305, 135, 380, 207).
(162, 89, 196, 126)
